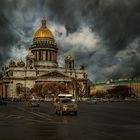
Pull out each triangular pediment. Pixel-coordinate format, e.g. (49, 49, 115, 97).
(40, 71, 69, 78)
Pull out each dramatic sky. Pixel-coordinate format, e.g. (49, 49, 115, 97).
(0, 0, 140, 82)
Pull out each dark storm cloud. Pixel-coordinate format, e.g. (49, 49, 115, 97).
(0, 4, 19, 66)
(0, 0, 140, 82)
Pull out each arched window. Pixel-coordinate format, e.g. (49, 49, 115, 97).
(16, 83, 23, 95)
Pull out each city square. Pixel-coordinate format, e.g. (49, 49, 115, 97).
(0, 101, 140, 140)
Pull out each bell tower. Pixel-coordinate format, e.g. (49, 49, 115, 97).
(65, 54, 74, 70)
(26, 51, 35, 68)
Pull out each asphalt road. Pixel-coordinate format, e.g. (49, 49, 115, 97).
(0, 101, 140, 140)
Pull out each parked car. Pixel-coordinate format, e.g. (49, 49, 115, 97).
(44, 98, 53, 102)
(0, 100, 7, 105)
(55, 98, 78, 115)
(124, 97, 136, 102)
(12, 98, 22, 102)
(85, 98, 97, 104)
(27, 101, 40, 107)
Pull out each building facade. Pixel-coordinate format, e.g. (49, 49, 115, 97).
(0, 17, 89, 99)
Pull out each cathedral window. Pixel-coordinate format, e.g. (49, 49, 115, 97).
(69, 62, 72, 69)
(35, 51, 37, 60)
(50, 51, 52, 61)
(39, 51, 42, 60)
(46, 51, 48, 61)
(16, 83, 23, 95)
(10, 71, 13, 76)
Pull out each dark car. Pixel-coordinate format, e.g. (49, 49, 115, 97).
(85, 98, 97, 104)
(0, 100, 7, 105)
(27, 101, 40, 107)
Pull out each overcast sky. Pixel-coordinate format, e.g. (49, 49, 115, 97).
(0, 0, 140, 82)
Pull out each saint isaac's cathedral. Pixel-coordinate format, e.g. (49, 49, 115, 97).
(0, 17, 89, 99)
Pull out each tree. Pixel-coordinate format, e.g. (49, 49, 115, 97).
(18, 87, 31, 99)
(95, 91, 106, 98)
(107, 85, 133, 98)
(30, 82, 72, 98)
(30, 83, 44, 98)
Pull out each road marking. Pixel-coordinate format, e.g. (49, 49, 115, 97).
(16, 106, 53, 121)
(16, 106, 27, 112)
(25, 118, 43, 123)
(6, 114, 24, 119)
(37, 112, 53, 119)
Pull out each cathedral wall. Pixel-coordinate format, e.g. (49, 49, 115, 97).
(13, 70, 25, 77)
(6, 83, 14, 98)
(5, 79, 35, 98)
(26, 70, 36, 77)
(64, 71, 85, 79)
(35, 61, 57, 67)
(77, 73, 85, 79)
(12, 80, 26, 97)
(25, 80, 35, 89)
(11, 68, 37, 78)
(38, 71, 49, 76)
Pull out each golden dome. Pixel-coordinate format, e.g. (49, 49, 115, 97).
(66, 53, 73, 60)
(34, 17, 54, 39)
(28, 51, 34, 57)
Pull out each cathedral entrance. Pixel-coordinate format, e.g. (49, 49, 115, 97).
(30, 71, 73, 99)
(30, 81, 73, 99)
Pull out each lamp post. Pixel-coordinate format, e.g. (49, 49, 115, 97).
(1, 68, 4, 99)
(137, 79, 139, 97)
(74, 71, 78, 101)
(72, 77, 75, 98)
(2, 77, 3, 99)
(25, 67, 27, 100)
(71, 69, 77, 100)
(129, 78, 131, 95)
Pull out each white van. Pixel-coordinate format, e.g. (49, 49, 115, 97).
(58, 94, 73, 99)
(53, 94, 73, 107)
(57, 94, 76, 102)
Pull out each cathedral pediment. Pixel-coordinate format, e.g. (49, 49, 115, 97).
(36, 71, 71, 82)
(39, 71, 70, 78)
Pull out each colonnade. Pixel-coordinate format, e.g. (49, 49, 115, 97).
(34, 50, 57, 62)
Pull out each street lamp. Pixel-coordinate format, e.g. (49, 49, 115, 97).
(71, 69, 77, 100)
(2, 77, 3, 99)
(129, 78, 132, 95)
(136, 79, 139, 97)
